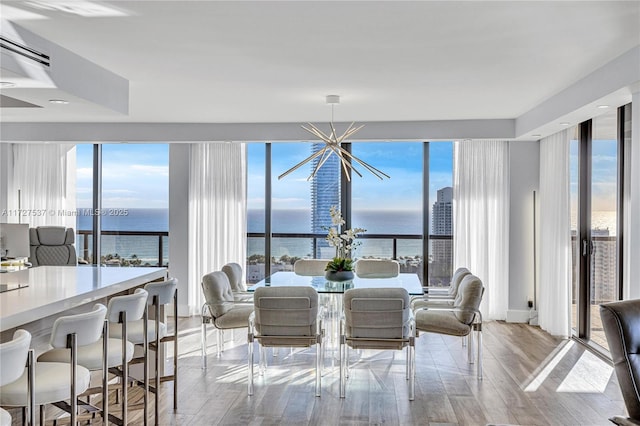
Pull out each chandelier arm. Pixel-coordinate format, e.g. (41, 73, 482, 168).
(277, 148, 326, 180)
(335, 145, 390, 180)
(334, 122, 357, 144)
(327, 143, 362, 179)
(303, 123, 332, 142)
(307, 146, 333, 180)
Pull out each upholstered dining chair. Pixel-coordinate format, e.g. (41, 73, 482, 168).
(340, 287, 416, 400)
(411, 267, 471, 309)
(248, 286, 324, 397)
(354, 259, 400, 278)
(29, 226, 77, 266)
(201, 271, 254, 368)
(293, 259, 332, 276)
(0, 329, 33, 426)
(222, 262, 253, 302)
(109, 278, 179, 422)
(414, 274, 484, 379)
(600, 299, 640, 425)
(2, 304, 106, 426)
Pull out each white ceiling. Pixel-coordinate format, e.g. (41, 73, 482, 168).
(0, 1, 639, 137)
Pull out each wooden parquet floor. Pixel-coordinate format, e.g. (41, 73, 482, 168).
(7, 318, 626, 425)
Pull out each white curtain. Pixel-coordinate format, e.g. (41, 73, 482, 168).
(538, 130, 571, 337)
(453, 140, 510, 320)
(9, 143, 76, 228)
(188, 143, 247, 313)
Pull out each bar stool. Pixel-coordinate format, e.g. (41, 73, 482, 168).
(109, 278, 178, 424)
(1, 304, 106, 425)
(0, 330, 34, 426)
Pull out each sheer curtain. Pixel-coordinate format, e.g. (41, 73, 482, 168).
(188, 143, 247, 313)
(9, 143, 76, 228)
(538, 130, 571, 337)
(453, 140, 509, 320)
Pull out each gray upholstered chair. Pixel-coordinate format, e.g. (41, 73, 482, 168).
(29, 226, 77, 267)
(340, 287, 416, 400)
(222, 262, 253, 302)
(0, 330, 33, 426)
(411, 267, 471, 310)
(201, 271, 254, 368)
(293, 259, 331, 276)
(600, 299, 640, 425)
(248, 286, 324, 397)
(2, 304, 105, 426)
(354, 259, 400, 278)
(414, 274, 484, 379)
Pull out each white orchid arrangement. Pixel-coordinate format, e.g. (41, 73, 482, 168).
(325, 205, 366, 260)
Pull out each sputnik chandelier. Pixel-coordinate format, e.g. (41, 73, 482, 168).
(278, 95, 390, 181)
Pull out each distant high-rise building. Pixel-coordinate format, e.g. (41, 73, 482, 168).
(310, 143, 340, 258)
(431, 186, 453, 286)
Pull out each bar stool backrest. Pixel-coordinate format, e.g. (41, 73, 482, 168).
(107, 289, 148, 323)
(145, 278, 177, 305)
(0, 329, 31, 386)
(50, 304, 107, 348)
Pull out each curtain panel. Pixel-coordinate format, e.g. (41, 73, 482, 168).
(188, 143, 247, 313)
(453, 140, 510, 320)
(538, 130, 571, 337)
(9, 143, 76, 228)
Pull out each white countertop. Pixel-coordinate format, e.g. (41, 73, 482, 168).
(0, 265, 167, 332)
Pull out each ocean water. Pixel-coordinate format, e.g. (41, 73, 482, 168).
(76, 208, 617, 264)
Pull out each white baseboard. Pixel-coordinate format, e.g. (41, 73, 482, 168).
(506, 309, 531, 323)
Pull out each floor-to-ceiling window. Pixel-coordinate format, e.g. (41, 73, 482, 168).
(246, 141, 454, 285)
(75, 143, 169, 267)
(571, 104, 629, 352)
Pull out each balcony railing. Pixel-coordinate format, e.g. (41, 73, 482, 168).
(77, 230, 169, 267)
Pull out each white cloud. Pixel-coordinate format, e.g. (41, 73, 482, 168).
(130, 165, 169, 176)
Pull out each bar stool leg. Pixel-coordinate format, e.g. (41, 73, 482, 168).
(143, 306, 149, 426)
(173, 291, 178, 411)
(121, 312, 128, 426)
(154, 298, 160, 425)
(102, 320, 109, 425)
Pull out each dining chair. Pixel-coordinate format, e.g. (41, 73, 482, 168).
(109, 278, 179, 423)
(1, 304, 106, 426)
(201, 271, 254, 368)
(354, 259, 399, 278)
(0, 330, 33, 426)
(340, 287, 416, 400)
(411, 267, 471, 309)
(600, 299, 640, 425)
(222, 262, 253, 302)
(248, 286, 324, 396)
(414, 274, 484, 379)
(293, 259, 331, 276)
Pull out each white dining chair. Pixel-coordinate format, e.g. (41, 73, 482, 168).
(354, 259, 400, 278)
(293, 259, 332, 276)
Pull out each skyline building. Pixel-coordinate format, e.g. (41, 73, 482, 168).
(310, 143, 340, 258)
(431, 186, 453, 285)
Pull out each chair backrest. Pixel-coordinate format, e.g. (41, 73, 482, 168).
(0, 329, 31, 386)
(600, 299, 640, 420)
(106, 289, 148, 323)
(29, 226, 77, 267)
(145, 278, 177, 305)
(354, 259, 400, 278)
(448, 267, 471, 297)
(453, 274, 484, 324)
(50, 304, 107, 349)
(222, 263, 246, 292)
(253, 286, 318, 344)
(294, 259, 331, 276)
(201, 271, 235, 317)
(343, 287, 411, 349)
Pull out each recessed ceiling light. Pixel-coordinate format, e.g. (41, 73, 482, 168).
(560, 122, 570, 126)
(597, 105, 609, 109)
(532, 134, 541, 137)
(49, 99, 69, 104)
(0, 82, 16, 88)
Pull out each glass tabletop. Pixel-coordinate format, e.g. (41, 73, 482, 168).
(248, 271, 423, 295)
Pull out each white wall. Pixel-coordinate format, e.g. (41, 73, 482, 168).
(168, 144, 191, 316)
(0, 144, 11, 223)
(507, 141, 540, 322)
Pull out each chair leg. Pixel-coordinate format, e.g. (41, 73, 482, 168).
(259, 345, 266, 375)
(173, 294, 179, 411)
(216, 329, 224, 357)
(477, 326, 483, 380)
(201, 320, 207, 369)
(467, 330, 475, 364)
(248, 335, 254, 395)
(315, 339, 321, 397)
(409, 337, 415, 401)
(339, 337, 346, 398)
